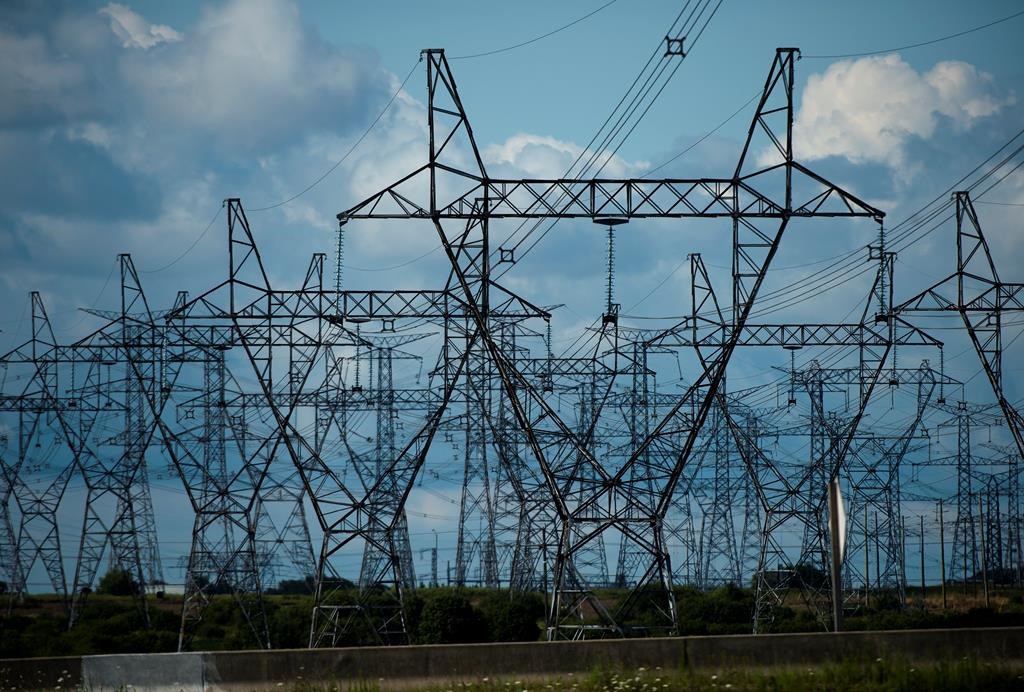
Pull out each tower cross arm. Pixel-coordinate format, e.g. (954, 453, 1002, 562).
(337, 173, 884, 222)
(966, 282, 1024, 311)
(645, 319, 938, 349)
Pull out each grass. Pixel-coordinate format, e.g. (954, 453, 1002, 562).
(287, 657, 1024, 692)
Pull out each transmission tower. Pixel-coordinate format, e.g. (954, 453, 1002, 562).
(897, 191, 1024, 461)
(930, 401, 1002, 589)
(845, 361, 957, 608)
(352, 333, 425, 592)
(0, 299, 75, 612)
(66, 256, 168, 629)
(339, 47, 886, 639)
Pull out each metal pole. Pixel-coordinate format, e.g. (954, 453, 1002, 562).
(939, 500, 947, 609)
(979, 496, 989, 608)
(542, 525, 549, 597)
(864, 504, 870, 608)
(901, 514, 909, 602)
(919, 515, 926, 609)
(827, 480, 843, 632)
(964, 516, 970, 598)
(874, 511, 881, 591)
(1009, 524, 1016, 588)
(1017, 519, 1023, 587)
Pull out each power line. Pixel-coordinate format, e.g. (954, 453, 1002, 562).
(493, 3, 693, 264)
(590, 0, 724, 176)
(494, 0, 700, 264)
(802, 8, 1024, 60)
(744, 129, 1024, 320)
(625, 256, 688, 313)
(976, 200, 1024, 207)
(646, 90, 760, 175)
(140, 204, 223, 274)
(344, 245, 443, 273)
(450, 0, 620, 60)
(57, 258, 119, 334)
(495, 0, 723, 278)
(663, 129, 1024, 397)
(249, 59, 420, 212)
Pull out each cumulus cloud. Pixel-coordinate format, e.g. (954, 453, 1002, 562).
(65, 121, 115, 150)
(0, 29, 89, 126)
(793, 55, 1012, 169)
(0, 0, 402, 340)
(483, 133, 648, 178)
(111, 0, 386, 152)
(99, 3, 182, 49)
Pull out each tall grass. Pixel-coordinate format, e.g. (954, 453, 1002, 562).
(331, 657, 1024, 692)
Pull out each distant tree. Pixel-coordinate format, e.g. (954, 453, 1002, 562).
(414, 590, 487, 644)
(188, 574, 233, 595)
(96, 568, 139, 596)
(478, 591, 543, 642)
(795, 563, 829, 590)
(268, 601, 313, 648)
(268, 576, 316, 595)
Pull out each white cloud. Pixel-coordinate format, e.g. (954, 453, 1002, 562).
(110, 0, 383, 152)
(99, 3, 182, 49)
(0, 29, 88, 126)
(65, 121, 114, 150)
(483, 133, 648, 178)
(792, 55, 1011, 169)
(345, 91, 429, 205)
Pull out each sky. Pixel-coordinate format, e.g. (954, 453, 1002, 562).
(2, 0, 1024, 590)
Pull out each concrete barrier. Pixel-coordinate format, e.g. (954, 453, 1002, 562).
(3, 627, 1022, 691)
(83, 653, 203, 692)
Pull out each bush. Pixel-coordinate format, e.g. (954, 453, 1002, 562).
(268, 597, 313, 648)
(478, 591, 544, 642)
(267, 576, 317, 595)
(96, 568, 139, 596)
(412, 590, 487, 644)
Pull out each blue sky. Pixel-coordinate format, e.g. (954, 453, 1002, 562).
(2, 0, 1021, 331)
(2, 0, 1024, 589)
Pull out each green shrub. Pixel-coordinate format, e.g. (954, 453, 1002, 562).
(413, 590, 487, 644)
(269, 598, 313, 648)
(477, 590, 544, 642)
(96, 568, 139, 596)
